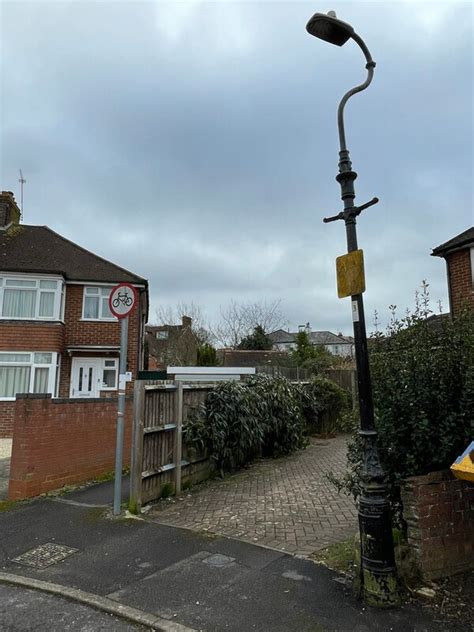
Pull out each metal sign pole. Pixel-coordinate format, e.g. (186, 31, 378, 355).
(113, 316, 128, 515)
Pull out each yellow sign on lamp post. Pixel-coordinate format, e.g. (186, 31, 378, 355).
(336, 249, 366, 299)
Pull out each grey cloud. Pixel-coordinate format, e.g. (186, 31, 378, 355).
(1, 1, 472, 335)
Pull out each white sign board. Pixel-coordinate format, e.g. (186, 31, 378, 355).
(109, 283, 138, 319)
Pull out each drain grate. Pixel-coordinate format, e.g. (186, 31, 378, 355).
(12, 543, 79, 569)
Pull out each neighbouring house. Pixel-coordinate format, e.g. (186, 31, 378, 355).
(431, 227, 474, 316)
(0, 191, 148, 437)
(145, 316, 198, 369)
(269, 324, 355, 357)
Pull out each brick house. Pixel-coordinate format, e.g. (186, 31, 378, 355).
(0, 191, 148, 437)
(432, 227, 474, 316)
(145, 316, 198, 369)
(269, 324, 355, 357)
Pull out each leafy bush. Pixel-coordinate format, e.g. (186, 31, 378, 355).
(296, 376, 350, 434)
(335, 294, 474, 516)
(186, 374, 348, 475)
(250, 375, 307, 457)
(290, 331, 333, 375)
(237, 324, 273, 350)
(186, 381, 264, 474)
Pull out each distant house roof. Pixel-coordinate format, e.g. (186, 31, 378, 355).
(0, 225, 147, 284)
(309, 331, 350, 345)
(269, 329, 353, 346)
(432, 227, 474, 257)
(218, 349, 289, 368)
(268, 329, 295, 343)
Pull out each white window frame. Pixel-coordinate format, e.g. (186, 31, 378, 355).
(156, 330, 168, 340)
(0, 351, 58, 401)
(82, 286, 116, 322)
(0, 274, 64, 321)
(101, 357, 118, 390)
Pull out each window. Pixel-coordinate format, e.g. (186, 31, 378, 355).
(102, 358, 118, 389)
(0, 276, 63, 320)
(83, 287, 114, 320)
(0, 352, 56, 400)
(471, 247, 474, 288)
(156, 330, 168, 340)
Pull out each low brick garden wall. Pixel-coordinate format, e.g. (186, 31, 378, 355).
(8, 394, 132, 500)
(401, 469, 474, 580)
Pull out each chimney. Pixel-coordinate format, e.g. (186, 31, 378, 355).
(0, 191, 21, 230)
(181, 315, 192, 329)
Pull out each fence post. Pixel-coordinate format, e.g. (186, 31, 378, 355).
(129, 379, 145, 514)
(174, 381, 184, 495)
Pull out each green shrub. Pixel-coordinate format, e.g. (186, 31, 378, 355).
(186, 374, 349, 475)
(335, 301, 474, 518)
(249, 375, 307, 457)
(296, 376, 350, 434)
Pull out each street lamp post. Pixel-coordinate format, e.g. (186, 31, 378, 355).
(306, 10, 399, 606)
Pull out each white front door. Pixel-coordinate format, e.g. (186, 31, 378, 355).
(71, 358, 101, 398)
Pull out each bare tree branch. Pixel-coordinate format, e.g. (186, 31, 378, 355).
(214, 299, 287, 348)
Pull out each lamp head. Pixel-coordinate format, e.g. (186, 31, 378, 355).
(306, 11, 355, 46)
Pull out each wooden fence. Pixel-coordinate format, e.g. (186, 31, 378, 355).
(129, 381, 212, 512)
(129, 369, 358, 511)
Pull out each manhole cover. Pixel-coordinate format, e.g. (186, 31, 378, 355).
(13, 543, 79, 569)
(202, 553, 235, 568)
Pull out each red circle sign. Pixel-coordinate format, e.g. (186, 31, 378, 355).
(109, 283, 138, 319)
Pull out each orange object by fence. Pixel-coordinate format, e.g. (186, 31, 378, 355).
(450, 441, 474, 482)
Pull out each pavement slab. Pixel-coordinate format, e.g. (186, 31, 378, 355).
(148, 436, 358, 556)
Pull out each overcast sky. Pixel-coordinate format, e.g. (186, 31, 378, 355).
(1, 0, 472, 335)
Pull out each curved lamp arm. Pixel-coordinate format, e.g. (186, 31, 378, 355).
(337, 32, 376, 152)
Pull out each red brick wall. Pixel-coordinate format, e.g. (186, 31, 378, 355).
(0, 321, 64, 351)
(401, 470, 474, 580)
(8, 394, 133, 500)
(0, 322, 64, 437)
(0, 402, 15, 438)
(446, 249, 474, 316)
(59, 284, 142, 397)
(0, 284, 146, 411)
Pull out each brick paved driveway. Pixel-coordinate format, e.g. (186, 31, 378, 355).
(149, 435, 358, 557)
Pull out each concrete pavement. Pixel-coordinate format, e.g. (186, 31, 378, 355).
(0, 479, 462, 631)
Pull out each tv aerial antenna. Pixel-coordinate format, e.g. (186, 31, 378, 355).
(18, 169, 26, 219)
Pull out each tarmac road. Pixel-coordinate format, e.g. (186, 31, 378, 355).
(0, 583, 149, 631)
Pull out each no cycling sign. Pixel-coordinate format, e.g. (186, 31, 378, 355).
(109, 282, 138, 319)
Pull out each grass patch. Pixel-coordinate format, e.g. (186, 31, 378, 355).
(312, 539, 355, 574)
(0, 499, 18, 512)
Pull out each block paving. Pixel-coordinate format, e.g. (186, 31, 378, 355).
(149, 435, 358, 557)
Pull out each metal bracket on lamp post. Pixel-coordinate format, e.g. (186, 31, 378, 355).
(323, 197, 379, 224)
(306, 10, 399, 607)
